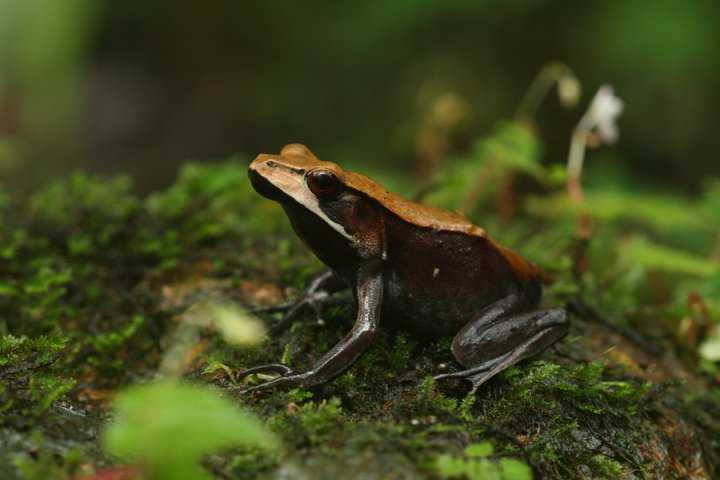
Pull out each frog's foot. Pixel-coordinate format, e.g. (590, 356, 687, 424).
(234, 363, 305, 394)
(262, 290, 333, 334)
(252, 269, 348, 334)
(437, 308, 568, 393)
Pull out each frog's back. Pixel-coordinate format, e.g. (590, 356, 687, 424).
(338, 166, 538, 283)
(341, 170, 487, 237)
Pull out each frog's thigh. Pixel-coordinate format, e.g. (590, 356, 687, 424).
(451, 308, 568, 370)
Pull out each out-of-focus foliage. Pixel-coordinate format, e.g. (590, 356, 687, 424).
(103, 381, 278, 480)
(146, 160, 288, 242)
(435, 441, 532, 480)
(0, 1, 719, 190)
(425, 121, 548, 214)
(0, 0, 97, 180)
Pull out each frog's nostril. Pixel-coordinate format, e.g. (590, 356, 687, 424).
(266, 159, 278, 168)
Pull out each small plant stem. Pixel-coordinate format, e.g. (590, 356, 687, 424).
(460, 157, 496, 214)
(566, 112, 595, 238)
(515, 62, 577, 120)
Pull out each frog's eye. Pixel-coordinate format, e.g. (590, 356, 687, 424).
(307, 169, 341, 199)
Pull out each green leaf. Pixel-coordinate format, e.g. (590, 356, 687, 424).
(103, 380, 278, 480)
(621, 236, 719, 277)
(435, 454, 468, 477)
(499, 457, 533, 480)
(465, 441, 494, 457)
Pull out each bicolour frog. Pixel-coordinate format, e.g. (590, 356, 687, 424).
(242, 143, 567, 393)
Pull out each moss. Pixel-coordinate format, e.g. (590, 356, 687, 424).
(29, 375, 76, 416)
(226, 448, 278, 479)
(88, 314, 145, 354)
(27, 173, 140, 266)
(472, 360, 657, 478)
(145, 160, 287, 245)
(10, 432, 89, 480)
(683, 388, 720, 477)
(590, 454, 625, 478)
(269, 397, 344, 448)
(386, 333, 416, 371)
(0, 335, 76, 427)
(0, 335, 67, 368)
(502, 361, 651, 416)
(417, 377, 466, 416)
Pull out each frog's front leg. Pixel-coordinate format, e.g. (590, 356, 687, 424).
(238, 264, 382, 394)
(435, 291, 568, 393)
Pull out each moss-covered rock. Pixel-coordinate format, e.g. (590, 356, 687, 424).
(1, 161, 718, 479)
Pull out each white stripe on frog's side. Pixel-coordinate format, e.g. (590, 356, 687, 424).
(296, 186, 353, 241)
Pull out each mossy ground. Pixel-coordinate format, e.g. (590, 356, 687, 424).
(0, 160, 718, 479)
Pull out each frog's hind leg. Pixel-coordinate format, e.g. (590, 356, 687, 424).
(436, 302, 568, 393)
(254, 269, 348, 334)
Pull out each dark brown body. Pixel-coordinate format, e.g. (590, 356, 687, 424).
(382, 215, 541, 339)
(280, 190, 541, 339)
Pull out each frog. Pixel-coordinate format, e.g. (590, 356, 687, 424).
(242, 143, 568, 393)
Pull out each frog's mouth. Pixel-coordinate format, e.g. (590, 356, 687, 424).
(248, 167, 287, 202)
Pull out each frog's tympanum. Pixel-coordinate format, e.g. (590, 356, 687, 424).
(244, 144, 568, 393)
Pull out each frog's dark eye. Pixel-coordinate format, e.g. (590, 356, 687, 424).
(307, 170, 341, 199)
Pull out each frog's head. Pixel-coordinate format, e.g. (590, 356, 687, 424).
(249, 144, 342, 203)
(249, 143, 355, 240)
(249, 144, 386, 268)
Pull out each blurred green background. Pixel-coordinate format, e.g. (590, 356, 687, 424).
(1, 0, 719, 193)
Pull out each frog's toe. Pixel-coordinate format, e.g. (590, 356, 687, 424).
(433, 356, 500, 383)
(239, 376, 292, 394)
(235, 363, 294, 382)
(235, 367, 306, 394)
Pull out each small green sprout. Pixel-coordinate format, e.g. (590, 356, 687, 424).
(103, 380, 278, 480)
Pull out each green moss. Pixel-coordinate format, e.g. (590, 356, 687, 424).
(0, 335, 67, 368)
(1, 372, 76, 426)
(473, 360, 655, 477)
(29, 172, 139, 241)
(502, 361, 651, 416)
(228, 447, 278, 479)
(269, 397, 344, 448)
(89, 314, 145, 354)
(17, 257, 74, 328)
(590, 454, 625, 478)
(11, 433, 88, 480)
(29, 375, 76, 415)
(0, 335, 75, 425)
(387, 333, 416, 371)
(418, 377, 465, 415)
(145, 160, 287, 245)
(683, 388, 720, 475)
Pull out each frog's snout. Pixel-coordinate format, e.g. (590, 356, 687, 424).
(248, 156, 281, 200)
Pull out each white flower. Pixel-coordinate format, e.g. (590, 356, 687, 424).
(587, 85, 624, 144)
